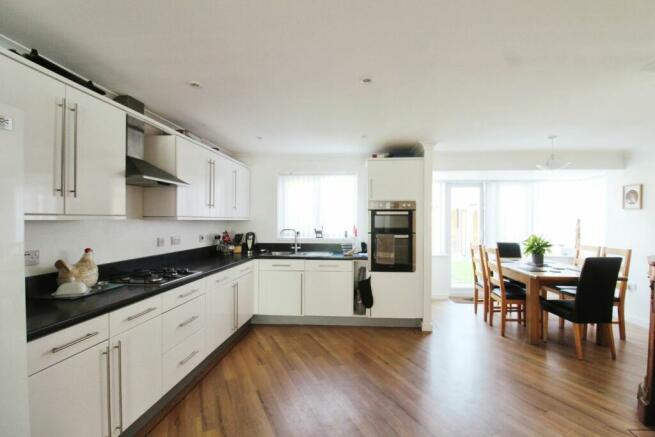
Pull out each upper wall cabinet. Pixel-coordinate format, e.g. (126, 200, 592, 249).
(367, 158, 423, 201)
(143, 135, 249, 220)
(0, 55, 126, 219)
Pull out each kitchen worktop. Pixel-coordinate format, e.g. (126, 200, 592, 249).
(25, 247, 367, 341)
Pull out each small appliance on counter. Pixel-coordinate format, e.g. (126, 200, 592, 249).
(233, 233, 244, 254)
(245, 232, 256, 255)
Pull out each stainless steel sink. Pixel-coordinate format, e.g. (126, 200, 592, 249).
(264, 251, 338, 257)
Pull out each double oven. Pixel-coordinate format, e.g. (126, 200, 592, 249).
(369, 200, 416, 272)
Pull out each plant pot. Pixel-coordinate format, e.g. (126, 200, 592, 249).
(531, 253, 544, 266)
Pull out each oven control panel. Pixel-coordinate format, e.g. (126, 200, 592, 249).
(368, 200, 416, 210)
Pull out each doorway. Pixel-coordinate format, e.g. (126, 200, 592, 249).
(448, 184, 482, 289)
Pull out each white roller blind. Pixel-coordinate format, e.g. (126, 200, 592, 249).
(277, 174, 357, 239)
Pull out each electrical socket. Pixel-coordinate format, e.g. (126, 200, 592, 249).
(171, 236, 181, 246)
(24, 250, 39, 266)
(156, 237, 165, 247)
(198, 234, 205, 243)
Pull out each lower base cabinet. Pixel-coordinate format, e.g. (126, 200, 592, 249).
(237, 271, 254, 327)
(163, 329, 205, 392)
(304, 271, 353, 316)
(28, 342, 110, 437)
(111, 316, 163, 432)
(259, 271, 303, 316)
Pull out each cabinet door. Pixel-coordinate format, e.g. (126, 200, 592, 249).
(368, 159, 423, 201)
(212, 155, 231, 218)
(205, 278, 236, 352)
(64, 87, 126, 216)
(111, 316, 162, 431)
(259, 271, 302, 316)
(0, 56, 66, 215)
(370, 272, 422, 318)
(28, 342, 109, 437)
(176, 137, 211, 218)
(237, 272, 254, 327)
(304, 271, 352, 317)
(235, 164, 250, 218)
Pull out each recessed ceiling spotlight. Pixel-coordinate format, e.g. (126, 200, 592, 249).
(186, 80, 202, 88)
(360, 76, 373, 85)
(361, 135, 367, 139)
(256, 136, 263, 140)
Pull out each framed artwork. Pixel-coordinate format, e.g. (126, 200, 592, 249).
(623, 184, 643, 209)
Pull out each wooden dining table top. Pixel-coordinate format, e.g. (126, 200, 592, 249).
(492, 258, 627, 282)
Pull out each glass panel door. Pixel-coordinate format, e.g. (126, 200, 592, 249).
(449, 185, 482, 288)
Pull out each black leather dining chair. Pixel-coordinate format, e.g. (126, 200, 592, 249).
(497, 242, 522, 259)
(540, 257, 622, 360)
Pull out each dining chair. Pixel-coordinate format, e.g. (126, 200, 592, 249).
(603, 247, 632, 340)
(470, 244, 489, 321)
(497, 242, 522, 259)
(541, 257, 622, 360)
(484, 247, 526, 336)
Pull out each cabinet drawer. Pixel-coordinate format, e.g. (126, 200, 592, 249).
(259, 259, 305, 271)
(233, 262, 254, 278)
(28, 315, 109, 375)
(163, 329, 204, 392)
(162, 295, 204, 352)
(304, 260, 354, 272)
(109, 294, 162, 336)
(163, 279, 205, 311)
(206, 269, 236, 289)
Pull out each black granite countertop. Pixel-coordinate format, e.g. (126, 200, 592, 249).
(26, 248, 368, 341)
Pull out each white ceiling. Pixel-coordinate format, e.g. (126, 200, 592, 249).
(2, 0, 655, 154)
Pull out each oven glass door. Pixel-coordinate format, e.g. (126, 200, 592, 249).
(371, 233, 413, 272)
(371, 210, 412, 233)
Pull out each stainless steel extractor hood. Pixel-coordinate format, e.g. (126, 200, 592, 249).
(115, 95, 189, 187)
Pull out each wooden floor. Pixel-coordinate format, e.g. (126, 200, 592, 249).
(147, 301, 652, 437)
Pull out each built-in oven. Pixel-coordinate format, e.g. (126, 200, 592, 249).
(369, 200, 416, 272)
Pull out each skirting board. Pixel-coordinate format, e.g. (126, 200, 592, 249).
(252, 314, 422, 328)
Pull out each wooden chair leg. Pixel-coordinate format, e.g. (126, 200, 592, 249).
(518, 304, 522, 325)
(618, 302, 626, 341)
(542, 310, 548, 342)
(573, 323, 584, 360)
(500, 302, 507, 337)
(483, 289, 489, 323)
(474, 287, 478, 315)
(606, 324, 617, 360)
(582, 324, 588, 342)
(558, 293, 565, 329)
(488, 298, 494, 326)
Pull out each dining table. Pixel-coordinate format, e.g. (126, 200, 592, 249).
(490, 259, 626, 345)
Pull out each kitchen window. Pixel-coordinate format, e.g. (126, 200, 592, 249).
(277, 173, 357, 239)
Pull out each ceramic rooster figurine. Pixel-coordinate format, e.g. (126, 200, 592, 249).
(55, 248, 99, 287)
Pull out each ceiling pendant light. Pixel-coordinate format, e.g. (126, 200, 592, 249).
(536, 135, 571, 170)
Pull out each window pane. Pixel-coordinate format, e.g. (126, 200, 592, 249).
(278, 174, 357, 239)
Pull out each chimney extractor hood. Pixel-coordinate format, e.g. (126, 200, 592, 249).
(114, 95, 189, 187)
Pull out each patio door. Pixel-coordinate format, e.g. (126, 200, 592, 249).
(448, 184, 483, 289)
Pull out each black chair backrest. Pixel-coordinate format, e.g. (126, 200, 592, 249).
(574, 257, 622, 323)
(497, 242, 522, 258)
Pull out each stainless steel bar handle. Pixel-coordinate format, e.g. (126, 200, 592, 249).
(102, 346, 111, 437)
(179, 350, 199, 366)
(300, 273, 304, 315)
(233, 283, 237, 330)
(271, 264, 292, 267)
(68, 103, 79, 198)
(56, 98, 66, 196)
(376, 211, 410, 216)
(178, 288, 200, 299)
(207, 160, 212, 207)
(51, 331, 99, 353)
(178, 315, 199, 328)
(319, 264, 338, 268)
(240, 267, 250, 273)
(212, 160, 216, 208)
(126, 307, 157, 321)
(114, 341, 124, 434)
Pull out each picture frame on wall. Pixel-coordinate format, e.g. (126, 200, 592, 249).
(623, 184, 643, 209)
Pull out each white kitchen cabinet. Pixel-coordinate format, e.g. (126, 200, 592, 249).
(304, 271, 353, 317)
(234, 163, 250, 219)
(0, 55, 126, 218)
(28, 341, 110, 437)
(259, 270, 303, 316)
(0, 55, 66, 215)
(205, 272, 236, 352)
(63, 86, 126, 216)
(367, 158, 423, 201)
(110, 316, 163, 432)
(237, 271, 254, 327)
(213, 157, 250, 219)
(370, 272, 422, 318)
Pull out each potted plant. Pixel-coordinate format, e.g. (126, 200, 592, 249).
(523, 235, 552, 266)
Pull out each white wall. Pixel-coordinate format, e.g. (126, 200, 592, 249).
(25, 187, 231, 276)
(606, 146, 655, 327)
(232, 154, 369, 246)
(434, 149, 625, 171)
